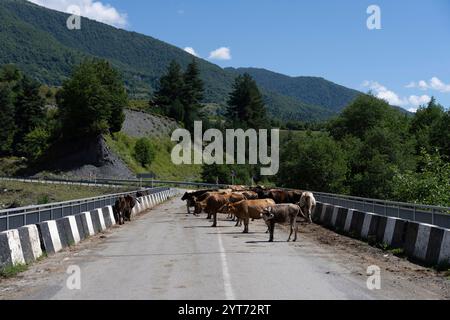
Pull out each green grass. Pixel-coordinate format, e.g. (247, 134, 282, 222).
(0, 263, 28, 278)
(0, 180, 134, 209)
(105, 132, 203, 181)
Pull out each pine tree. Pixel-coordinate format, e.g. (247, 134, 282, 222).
(153, 60, 184, 121)
(226, 73, 268, 129)
(0, 83, 15, 155)
(182, 59, 204, 131)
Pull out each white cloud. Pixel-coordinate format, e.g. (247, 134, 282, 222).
(408, 107, 418, 113)
(362, 81, 431, 109)
(405, 77, 450, 93)
(184, 47, 199, 57)
(208, 47, 231, 60)
(28, 0, 128, 28)
(363, 81, 407, 106)
(408, 95, 431, 107)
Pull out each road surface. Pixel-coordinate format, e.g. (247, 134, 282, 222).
(0, 197, 448, 300)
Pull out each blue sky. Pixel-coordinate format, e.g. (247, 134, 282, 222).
(30, 0, 450, 111)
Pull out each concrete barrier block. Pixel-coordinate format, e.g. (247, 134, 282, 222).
(343, 209, 354, 233)
(425, 226, 446, 266)
(38, 220, 63, 255)
(312, 202, 323, 223)
(349, 211, 365, 238)
(334, 207, 348, 231)
(330, 206, 340, 228)
(102, 206, 115, 228)
(438, 229, 450, 265)
(17, 225, 43, 264)
(78, 212, 95, 237)
(60, 216, 81, 246)
(107, 206, 116, 226)
(0, 229, 25, 268)
(361, 213, 374, 240)
(414, 223, 432, 262)
(91, 209, 106, 233)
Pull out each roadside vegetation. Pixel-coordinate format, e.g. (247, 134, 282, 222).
(105, 132, 202, 181)
(0, 180, 134, 209)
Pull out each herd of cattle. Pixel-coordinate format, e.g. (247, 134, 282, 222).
(181, 186, 317, 242)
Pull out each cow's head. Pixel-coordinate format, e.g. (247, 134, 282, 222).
(260, 207, 274, 222)
(181, 192, 191, 201)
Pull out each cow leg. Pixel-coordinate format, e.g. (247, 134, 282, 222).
(268, 222, 275, 242)
(288, 224, 293, 242)
(211, 212, 217, 227)
(243, 218, 249, 233)
(293, 221, 299, 242)
(235, 218, 240, 227)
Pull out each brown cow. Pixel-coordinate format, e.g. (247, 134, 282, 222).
(199, 193, 246, 227)
(220, 199, 276, 233)
(195, 192, 245, 218)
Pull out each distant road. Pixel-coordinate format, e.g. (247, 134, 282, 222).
(1, 198, 447, 300)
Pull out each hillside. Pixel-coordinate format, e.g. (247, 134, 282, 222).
(228, 67, 361, 113)
(0, 0, 366, 122)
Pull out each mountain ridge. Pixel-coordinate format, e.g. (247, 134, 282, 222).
(1, 0, 365, 121)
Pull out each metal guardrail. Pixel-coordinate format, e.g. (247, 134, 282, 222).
(0, 186, 169, 232)
(312, 191, 450, 229)
(2, 176, 450, 229)
(0, 176, 227, 189)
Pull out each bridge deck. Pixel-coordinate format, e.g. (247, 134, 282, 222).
(0, 198, 448, 300)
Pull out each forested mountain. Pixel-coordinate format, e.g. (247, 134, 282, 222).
(228, 67, 360, 113)
(0, 0, 363, 121)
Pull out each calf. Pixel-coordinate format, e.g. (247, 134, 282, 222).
(220, 199, 276, 233)
(260, 204, 302, 242)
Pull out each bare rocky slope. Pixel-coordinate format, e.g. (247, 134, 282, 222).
(31, 110, 179, 179)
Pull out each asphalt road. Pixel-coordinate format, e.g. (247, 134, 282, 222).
(2, 197, 447, 300)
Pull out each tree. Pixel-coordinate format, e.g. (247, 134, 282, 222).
(226, 73, 268, 129)
(392, 149, 450, 206)
(14, 75, 46, 148)
(134, 138, 155, 167)
(153, 61, 184, 121)
(278, 133, 349, 193)
(409, 97, 446, 155)
(182, 59, 204, 131)
(0, 83, 15, 155)
(58, 60, 127, 138)
(430, 110, 450, 159)
(0, 64, 22, 83)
